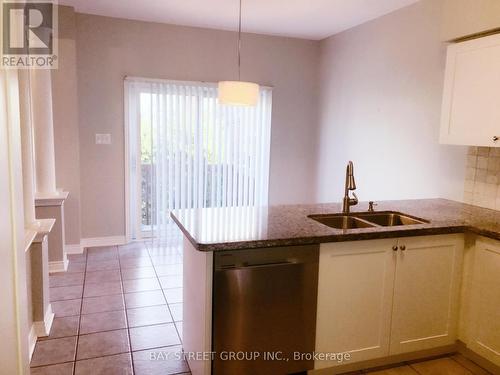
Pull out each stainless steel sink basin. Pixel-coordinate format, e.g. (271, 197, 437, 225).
(309, 211, 429, 229)
(353, 211, 428, 226)
(308, 214, 376, 229)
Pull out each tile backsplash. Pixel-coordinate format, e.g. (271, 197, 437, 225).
(464, 147, 500, 210)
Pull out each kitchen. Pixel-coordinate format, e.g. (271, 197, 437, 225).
(0, 0, 499, 374)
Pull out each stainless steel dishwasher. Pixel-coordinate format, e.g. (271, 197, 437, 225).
(213, 245, 319, 375)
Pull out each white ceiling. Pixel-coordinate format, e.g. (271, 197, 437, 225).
(59, 0, 420, 40)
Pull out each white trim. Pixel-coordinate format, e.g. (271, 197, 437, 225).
(124, 75, 274, 90)
(35, 191, 69, 207)
(32, 218, 55, 243)
(124, 80, 131, 243)
(28, 325, 37, 360)
(65, 243, 83, 255)
(48, 255, 68, 273)
(81, 236, 128, 249)
(33, 304, 54, 338)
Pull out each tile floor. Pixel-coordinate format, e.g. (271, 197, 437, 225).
(349, 354, 492, 374)
(30, 243, 492, 375)
(31, 241, 189, 375)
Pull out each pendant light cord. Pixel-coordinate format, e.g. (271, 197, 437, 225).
(238, 0, 242, 81)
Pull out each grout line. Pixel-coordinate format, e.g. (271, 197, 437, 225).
(30, 359, 76, 369)
(116, 245, 135, 374)
(72, 247, 88, 375)
(73, 349, 132, 363)
(407, 362, 424, 375)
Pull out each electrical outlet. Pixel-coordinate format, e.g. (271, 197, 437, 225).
(95, 133, 112, 145)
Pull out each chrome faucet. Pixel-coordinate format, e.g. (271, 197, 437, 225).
(342, 161, 358, 214)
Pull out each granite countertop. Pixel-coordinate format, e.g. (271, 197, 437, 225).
(170, 199, 500, 251)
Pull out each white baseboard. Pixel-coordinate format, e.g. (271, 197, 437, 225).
(49, 255, 68, 273)
(28, 324, 37, 360)
(33, 304, 54, 338)
(81, 236, 127, 249)
(65, 243, 83, 254)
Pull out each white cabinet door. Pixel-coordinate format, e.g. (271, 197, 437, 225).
(315, 239, 396, 369)
(440, 33, 500, 147)
(390, 235, 464, 354)
(468, 237, 500, 366)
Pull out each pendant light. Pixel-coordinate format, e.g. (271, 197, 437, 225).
(218, 0, 259, 106)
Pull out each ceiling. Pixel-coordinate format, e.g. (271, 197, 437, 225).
(59, 0, 420, 40)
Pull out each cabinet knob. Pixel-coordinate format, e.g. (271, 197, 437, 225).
(400, 245, 406, 251)
(392, 245, 399, 251)
(494, 136, 499, 142)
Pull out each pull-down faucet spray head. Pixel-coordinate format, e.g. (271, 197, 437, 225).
(346, 161, 356, 191)
(343, 161, 358, 214)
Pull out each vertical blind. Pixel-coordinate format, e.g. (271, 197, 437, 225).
(125, 77, 272, 240)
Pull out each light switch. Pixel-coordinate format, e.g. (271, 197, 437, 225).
(95, 133, 112, 145)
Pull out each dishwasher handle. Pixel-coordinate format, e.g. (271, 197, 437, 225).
(218, 260, 297, 271)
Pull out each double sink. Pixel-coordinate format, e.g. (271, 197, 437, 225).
(309, 211, 429, 230)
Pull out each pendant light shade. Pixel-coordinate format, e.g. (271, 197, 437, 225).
(218, 0, 259, 106)
(218, 81, 259, 106)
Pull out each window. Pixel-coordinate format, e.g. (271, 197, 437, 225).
(125, 78, 272, 240)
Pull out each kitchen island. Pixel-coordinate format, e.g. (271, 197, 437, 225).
(171, 199, 500, 375)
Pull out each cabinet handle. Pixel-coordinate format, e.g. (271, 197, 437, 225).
(392, 245, 399, 251)
(494, 136, 499, 142)
(400, 245, 406, 251)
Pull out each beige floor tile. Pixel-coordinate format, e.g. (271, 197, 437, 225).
(410, 357, 473, 375)
(450, 354, 492, 375)
(169, 303, 182, 322)
(79, 310, 127, 334)
(51, 299, 81, 317)
(85, 259, 120, 272)
(76, 329, 130, 360)
(66, 262, 86, 273)
(85, 269, 121, 283)
(124, 290, 166, 309)
(175, 321, 183, 341)
(120, 257, 153, 269)
(164, 288, 183, 304)
(75, 353, 133, 375)
(121, 266, 156, 280)
(39, 316, 79, 340)
(367, 365, 419, 374)
(127, 305, 172, 327)
(122, 278, 160, 293)
(50, 285, 84, 302)
(129, 323, 180, 351)
(30, 362, 74, 375)
(87, 251, 119, 262)
(31, 336, 77, 367)
(154, 264, 182, 276)
(159, 275, 183, 289)
(83, 281, 122, 297)
(132, 345, 189, 375)
(81, 294, 125, 314)
(49, 272, 85, 287)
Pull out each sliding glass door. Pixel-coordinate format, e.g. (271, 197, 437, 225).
(125, 78, 272, 240)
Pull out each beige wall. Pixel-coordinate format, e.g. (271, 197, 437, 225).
(442, 0, 500, 41)
(75, 14, 320, 238)
(315, 0, 468, 204)
(52, 6, 81, 245)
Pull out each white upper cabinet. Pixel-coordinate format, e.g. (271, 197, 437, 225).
(440, 33, 500, 147)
